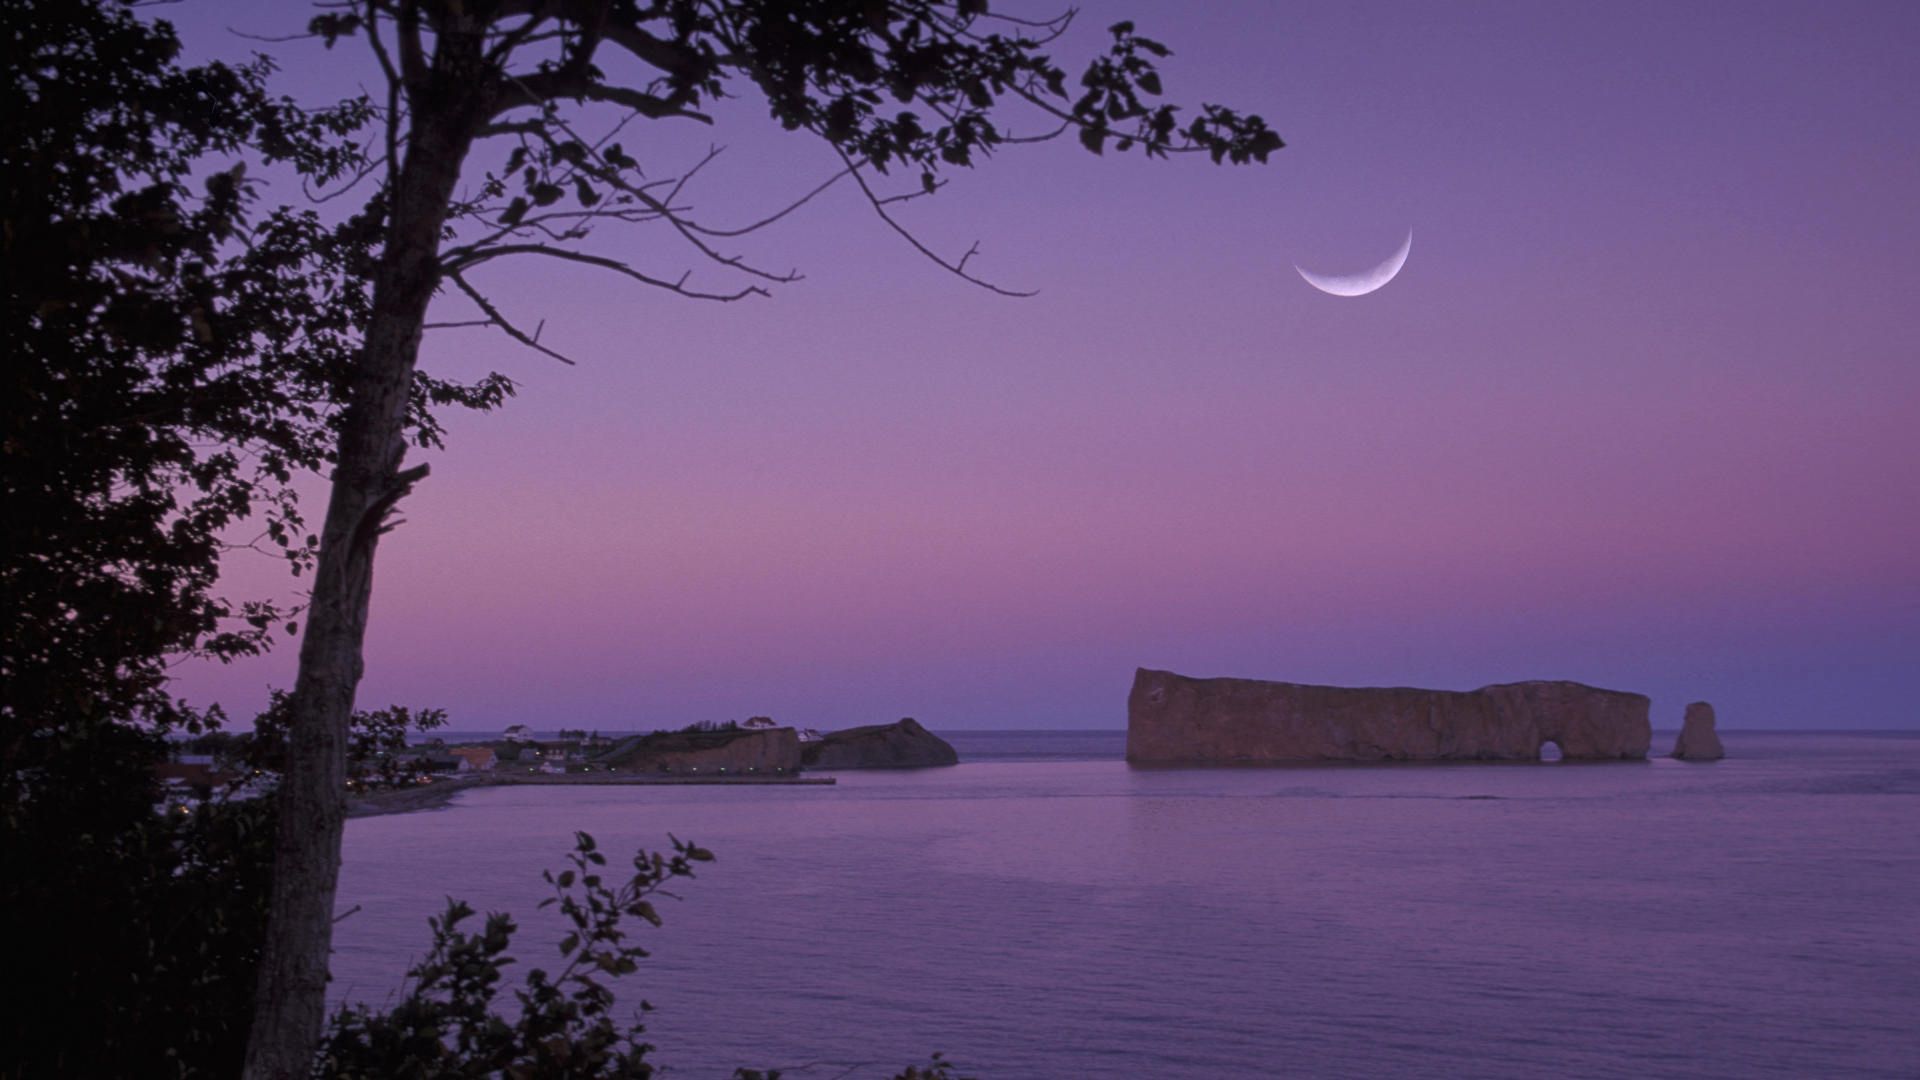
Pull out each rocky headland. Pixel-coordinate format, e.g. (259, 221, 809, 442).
(1126, 668, 1652, 765)
(598, 725, 801, 774)
(801, 718, 959, 769)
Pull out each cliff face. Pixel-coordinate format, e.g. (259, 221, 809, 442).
(1126, 668, 1651, 764)
(602, 727, 801, 774)
(801, 718, 959, 769)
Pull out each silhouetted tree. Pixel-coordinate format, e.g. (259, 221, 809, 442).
(0, 2, 504, 1073)
(251, 3, 1282, 1074)
(4, 0, 357, 773)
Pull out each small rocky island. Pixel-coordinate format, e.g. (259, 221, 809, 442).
(1127, 668, 1653, 764)
(1672, 701, 1726, 760)
(802, 717, 959, 769)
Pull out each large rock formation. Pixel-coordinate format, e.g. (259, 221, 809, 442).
(801, 718, 959, 769)
(600, 727, 801, 774)
(1126, 668, 1651, 764)
(1672, 701, 1725, 760)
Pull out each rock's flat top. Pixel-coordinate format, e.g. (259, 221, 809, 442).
(1127, 668, 1651, 764)
(1673, 701, 1726, 760)
(802, 718, 959, 769)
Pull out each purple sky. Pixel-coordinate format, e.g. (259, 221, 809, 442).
(170, 1, 1919, 730)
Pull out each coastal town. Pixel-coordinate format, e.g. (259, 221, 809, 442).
(158, 717, 961, 816)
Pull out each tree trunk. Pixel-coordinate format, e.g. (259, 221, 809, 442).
(241, 60, 482, 1078)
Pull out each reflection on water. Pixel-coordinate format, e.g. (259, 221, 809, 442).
(334, 732, 1920, 1078)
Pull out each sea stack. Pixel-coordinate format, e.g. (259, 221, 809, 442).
(1126, 668, 1652, 764)
(1672, 701, 1725, 761)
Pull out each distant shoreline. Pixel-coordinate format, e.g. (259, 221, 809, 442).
(346, 771, 837, 819)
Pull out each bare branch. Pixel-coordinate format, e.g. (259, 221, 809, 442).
(657, 144, 725, 208)
(360, 7, 405, 206)
(996, 117, 1075, 146)
(227, 27, 330, 44)
(832, 148, 1033, 298)
(875, 178, 947, 207)
(924, 2, 1077, 48)
(445, 272, 580, 366)
(685, 157, 854, 239)
(978, 7, 1077, 39)
(362, 10, 402, 91)
(447, 243, 775, 301)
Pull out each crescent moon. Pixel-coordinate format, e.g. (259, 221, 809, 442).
(1295, 230, 1413, 297)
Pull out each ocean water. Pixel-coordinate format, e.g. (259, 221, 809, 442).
(332, 732, 1920, 1078)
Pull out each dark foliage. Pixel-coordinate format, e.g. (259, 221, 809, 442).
(0, 2, 499, 1075)
(2, 4, 342, 1071)
(1, 716, 279, 1079)
(319, 832, 714, 1078)
(243, 689, 451, 790)
(0, 0, 516, 774)
(4, 0, 354, 769)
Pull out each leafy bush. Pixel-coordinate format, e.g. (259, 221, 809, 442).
(319, 832, 712, 1078)
(317, 834, 976, 1080)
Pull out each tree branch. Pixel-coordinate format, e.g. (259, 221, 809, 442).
(489, 70, 712, 124)
(832, 148, 1033, 298)
(485, 99, 797, 284)
(595, 16, 710, 82)
(445, 272, 579, 366)
(393, 0, 429, 94)
(446, 243, 771, 302)
(684, 155, 853, 239)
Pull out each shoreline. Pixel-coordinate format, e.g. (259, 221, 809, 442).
(346, 771, 837, 819)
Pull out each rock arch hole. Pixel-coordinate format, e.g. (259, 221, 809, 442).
(1539, 739, 1564, 762)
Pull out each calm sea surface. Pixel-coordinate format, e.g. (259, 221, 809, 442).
(333, 731, 1920, 1078)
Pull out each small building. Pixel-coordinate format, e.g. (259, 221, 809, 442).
(798, 728, 824, 743)
(448, 746, 496, 772)
(502, 723, 534, 743)
(743, 716, 778, 730)
(535, 739, 576, 759)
